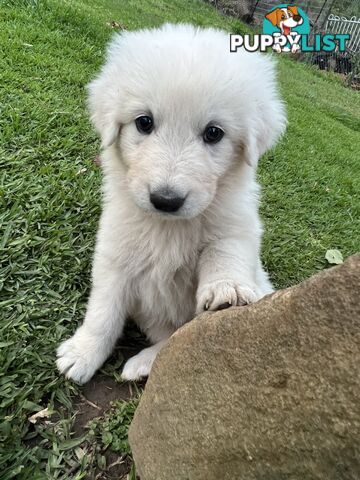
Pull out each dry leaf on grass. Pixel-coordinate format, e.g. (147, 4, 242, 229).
(28, 407, 53, 424)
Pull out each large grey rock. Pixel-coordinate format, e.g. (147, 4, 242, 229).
(129, 256, 360, 480)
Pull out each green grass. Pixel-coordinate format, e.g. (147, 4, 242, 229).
(0, 0, 359, 478)
(88, 399, 139, 455)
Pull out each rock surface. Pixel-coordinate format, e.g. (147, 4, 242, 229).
(129, 256, 360, 480)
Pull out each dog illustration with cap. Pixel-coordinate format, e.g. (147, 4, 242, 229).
(265, 5, 303, 53)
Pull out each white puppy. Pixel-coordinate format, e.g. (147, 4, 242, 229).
(57, 24, 286, 383)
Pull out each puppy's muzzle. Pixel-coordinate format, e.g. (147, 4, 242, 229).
(150, 188, 186, 213)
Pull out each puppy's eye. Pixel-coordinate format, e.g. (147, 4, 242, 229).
(203, 126, 224, 144)
(135, 115, 154, 134)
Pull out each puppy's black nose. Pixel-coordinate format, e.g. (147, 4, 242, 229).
(150, 189, 185, 213)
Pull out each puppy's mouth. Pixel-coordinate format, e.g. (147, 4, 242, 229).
(130, 184, 211, 220)
(151, 209, 186, 219)
(148, 203, 197, 220)
(140, 200, 202, 221)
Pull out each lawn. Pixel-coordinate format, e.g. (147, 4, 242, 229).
(1, 0, 359, 478)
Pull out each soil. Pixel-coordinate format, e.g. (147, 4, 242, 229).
(26, 325, 146, 479)
(73, 372, 138, 480)
(72, 325, 147, 479)
(72, 374, 135, 437)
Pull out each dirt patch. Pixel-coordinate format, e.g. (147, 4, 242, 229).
(72, 374, 135, 437)
(72, 327, 147, 479)
(73, 371, 144, 480)
(25, 326, 146, 479)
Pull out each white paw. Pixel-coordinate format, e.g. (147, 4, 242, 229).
(121, 347, 158, 381)
(56, 327, 107, 384)
(196, 280, 262, 314)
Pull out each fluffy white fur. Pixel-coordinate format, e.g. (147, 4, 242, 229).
(57, 24, 286, 383)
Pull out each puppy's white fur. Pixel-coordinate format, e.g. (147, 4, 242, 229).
(57, 24, 286, 383)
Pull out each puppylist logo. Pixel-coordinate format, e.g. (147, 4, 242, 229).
(230, 4, 350, 54)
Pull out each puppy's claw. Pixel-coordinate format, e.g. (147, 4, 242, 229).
(196, 280, 261, 314)
(237, 299, 248, 306)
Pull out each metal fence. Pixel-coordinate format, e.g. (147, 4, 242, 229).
(305, 9, 360, 80)
(326, 14, 360, 53)
(208, 0, 360, 85)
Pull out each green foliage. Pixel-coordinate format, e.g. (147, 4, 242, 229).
(88, 400, 139, 454)
(331, 0, 359, 18)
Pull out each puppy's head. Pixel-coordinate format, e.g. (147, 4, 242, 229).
(88, 24, 286, 219)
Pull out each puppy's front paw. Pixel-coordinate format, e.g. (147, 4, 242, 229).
(121, 347, 157, 381)
(56, 328, 107, 384)
(196, 280, 260, 314)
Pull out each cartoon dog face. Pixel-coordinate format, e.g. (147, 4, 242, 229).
(265, 5, 303, 35)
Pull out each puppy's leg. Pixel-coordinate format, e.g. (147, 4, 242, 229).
(57, 259, 128, 384)
(196, 237, 272, 314)
(121, 322, 176, 381)
(121, 339, 168, 381)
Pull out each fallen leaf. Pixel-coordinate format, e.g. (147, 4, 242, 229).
(325, 249, 343, 265)
(28, 407, 53, 424)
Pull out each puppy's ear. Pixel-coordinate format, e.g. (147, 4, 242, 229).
(265, 8, 281, 26)
(239, 129, 259, 167)
(242, 107, 286, 167)
(239, 58, 287, 167)
(87, 77, 120, 149)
